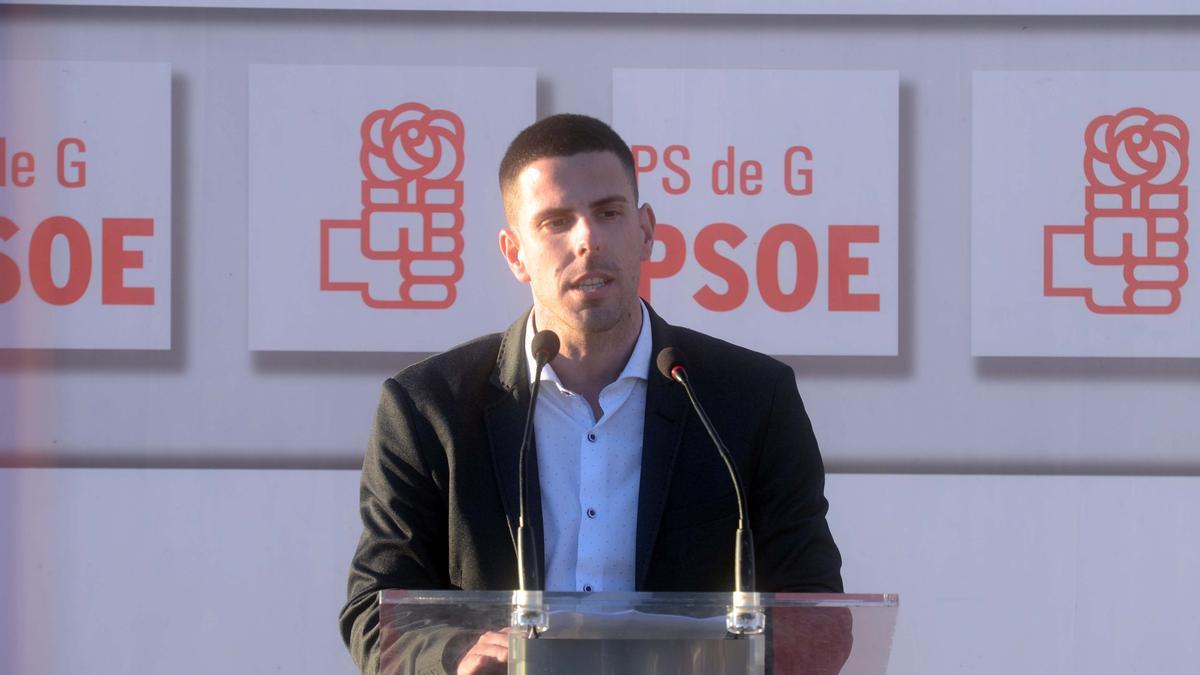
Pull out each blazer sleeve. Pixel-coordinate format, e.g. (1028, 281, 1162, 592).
(339, 378, 455, 675)
(751, 366, 844, 593)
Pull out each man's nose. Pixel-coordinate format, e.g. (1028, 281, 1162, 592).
(572, 216, 601, 255)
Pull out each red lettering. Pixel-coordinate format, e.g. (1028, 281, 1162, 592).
(631, 220, 882, 315)
(57, 138, 86, 188)
(757, 223, 817, 312)
(662, 145, 691, 195)
(693, 222, 748, 311)
(784, 146, 813, 196)
(0, 217, 19, 303)
(711, 146, 735, 195)
(640, 223, 686, 303)
(712, 147, 767, 196)
(13, 151, 35, 187)
(740, 160, 762, 196)
(828, 224, 879, 311)
(102, 218, 154, 305)
(631, 145, 657, 175)
(29, 216, 92, 305)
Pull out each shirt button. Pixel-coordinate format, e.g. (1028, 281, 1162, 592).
(583, 584, 593, 592)
(586, 507, 597, 519)
(586, 432, 597, 442)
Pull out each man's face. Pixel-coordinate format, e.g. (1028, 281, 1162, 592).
(499, 151, 655, 343)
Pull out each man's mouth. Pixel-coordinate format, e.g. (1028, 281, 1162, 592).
(574, 276, 611, 293)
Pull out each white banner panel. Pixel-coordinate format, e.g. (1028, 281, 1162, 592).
(0, 61, 171, 350)
(248, 65, 535, 351)
(2, 0, 1198, 15)
(973, 71, 1199, 358)
(614, 69, 898, 356)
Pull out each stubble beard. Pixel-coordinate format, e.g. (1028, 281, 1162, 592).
(537, 277, 641, 347)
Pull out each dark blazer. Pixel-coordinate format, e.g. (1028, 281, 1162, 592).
(340, 306, 842, 674)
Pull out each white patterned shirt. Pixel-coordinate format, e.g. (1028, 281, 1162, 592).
(524, 301, 651, 592)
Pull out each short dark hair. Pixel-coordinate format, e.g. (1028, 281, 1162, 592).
(498, 113, 639, 224)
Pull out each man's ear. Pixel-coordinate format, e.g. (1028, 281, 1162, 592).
(498, 227, 531, 283)
(638, 203, 657, 261)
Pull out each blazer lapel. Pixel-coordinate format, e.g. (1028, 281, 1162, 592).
(483, 311, 547, 582)
(635, 306, 689, 589)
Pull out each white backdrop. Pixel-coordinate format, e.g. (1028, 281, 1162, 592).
(614, 68, 899, 356)
(1, 6, 1199, 675)
(0, 60, 172, 349)
(3, 469, 1198, 675)
(3, 0, 1200, 15)
(1, 8, 1197, 469)
(973, 71, 1198, 357)
(247, 65, 535, 351)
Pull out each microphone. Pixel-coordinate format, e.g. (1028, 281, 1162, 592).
(513, 329, 559, 637)
(531, 330, 560, 367)
(656, 346, 764, 636)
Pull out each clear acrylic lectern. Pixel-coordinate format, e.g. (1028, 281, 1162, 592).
(379, 590, 897, 675)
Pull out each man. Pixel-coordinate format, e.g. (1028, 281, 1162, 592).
(340, 114, 842, 675)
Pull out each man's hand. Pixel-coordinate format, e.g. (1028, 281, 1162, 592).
(455, 630, 510, 675)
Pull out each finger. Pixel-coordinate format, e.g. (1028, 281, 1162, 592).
(456, 648, 508, 675)
(461, 637, 509, 663)
(475, 630, 512, 649)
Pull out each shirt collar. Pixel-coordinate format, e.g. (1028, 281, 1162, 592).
(525, 300, 652, 387)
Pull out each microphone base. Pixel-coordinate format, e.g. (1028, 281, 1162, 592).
(511, 590, 549, 637)
(726, 592, 766, 636)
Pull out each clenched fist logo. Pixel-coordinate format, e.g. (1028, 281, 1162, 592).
(321, 103, 466, 308)
(1045, 107, 1189, 314)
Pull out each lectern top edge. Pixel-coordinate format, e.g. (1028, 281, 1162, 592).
(377, 589, 898, 609)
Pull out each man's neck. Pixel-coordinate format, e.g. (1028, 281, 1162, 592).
(535, 303, 643, 417)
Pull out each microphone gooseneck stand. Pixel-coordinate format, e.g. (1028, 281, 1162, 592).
(512, 329, 560, 639)
(656, 347, 766, 637)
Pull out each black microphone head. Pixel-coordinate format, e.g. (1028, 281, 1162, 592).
(655, 347, 687, 381)
(531, 330, 560, 364)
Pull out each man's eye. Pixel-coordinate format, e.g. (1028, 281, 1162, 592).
(599, 208, 621, 219)
(542, 218, 570, 230)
